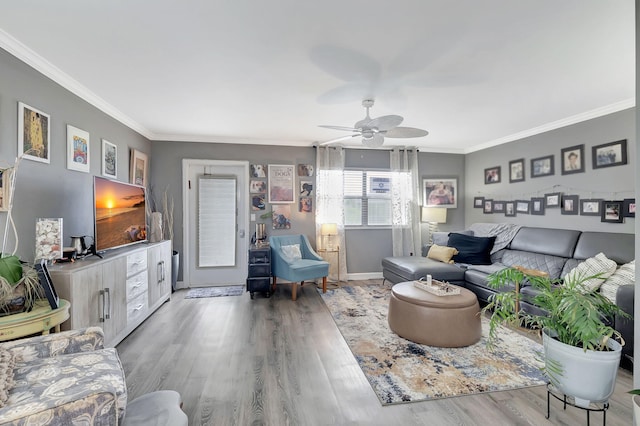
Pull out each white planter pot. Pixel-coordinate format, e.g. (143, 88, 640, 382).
(543, 329, 621, 408)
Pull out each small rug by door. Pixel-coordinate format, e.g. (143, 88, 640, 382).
(185, 286, 244, 299)
(319, 284, 547, 405)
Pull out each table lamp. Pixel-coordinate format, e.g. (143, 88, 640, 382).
(321, 223, 338, 250)
(421, 207, 447, 244)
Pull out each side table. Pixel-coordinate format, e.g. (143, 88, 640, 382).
(318, 247, 340, 285)
(0, 299, 70, 342)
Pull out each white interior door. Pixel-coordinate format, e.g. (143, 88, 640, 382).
(183, 159, 249, 287)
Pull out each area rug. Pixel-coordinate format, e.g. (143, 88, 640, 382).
(319, 284, 547, 405)
(185, 286, 244, 298)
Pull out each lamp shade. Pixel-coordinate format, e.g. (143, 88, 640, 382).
(421, 207, 447, 223)
(321, 223, 338, 236)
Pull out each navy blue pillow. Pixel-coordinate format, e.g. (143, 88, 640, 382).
(448, 233, 496, 265)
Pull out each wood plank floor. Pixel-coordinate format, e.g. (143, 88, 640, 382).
(116, 279, 634, 425)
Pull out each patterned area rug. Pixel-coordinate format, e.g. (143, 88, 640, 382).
(185, 286, 244, 298)
(319, 284, 547, 405)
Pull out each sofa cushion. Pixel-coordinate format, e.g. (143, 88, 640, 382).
(427, 245, 458, 263)
(600, 260, 635, 303)
(448, 233, 495, 265)
(573, 232, 635, 264)
(381, 256, 466, 282)
(563, 252, 617, 292)
(431, 229, 474, 247)
(509, 227, 581, 258)
(501, 250, 568, 280)
(0, 349, 14, 408)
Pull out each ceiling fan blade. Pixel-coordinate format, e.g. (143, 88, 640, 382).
(362, 133, 384, 148)
(319, 134, 359, 146)
(367, 115, 403, 131)
(385, 126, 429, 138)
(319, 125, 359, 132)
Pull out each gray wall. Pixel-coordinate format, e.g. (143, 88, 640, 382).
(465, 108, 635, 233)
(0, 48, 150, 262)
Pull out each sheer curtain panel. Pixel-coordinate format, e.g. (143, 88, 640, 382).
(390, 148, 421, 257)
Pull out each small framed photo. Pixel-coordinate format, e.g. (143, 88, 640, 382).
(622, 198, 635, 218)
(423, 178, 457, 208)
(18, 102, 51, 164)
(516, 200, 530, 214)
(251, 195, 266, 211)
(300, 181, 313, 196)
(531, 155, 554, 178)
(483, 199, 493, 213)
(35, 259, 59, 310)
(580, 199, 603, 216)
(545, 192, 562, 208)
(250, 164, 268, 178)
(561, 144, 584, 175)
(509, 159, 525, 183)
(592, 140, 628, 169)
(492, 201, 505, 213)
(505, 201, 516, 217)
(101, 139, 117, 178)
(268, 164, 295, 203)
(130, 149, 148, 186)
(531, 197, 545, 215)
(601, 200, 624, 223)
(484, 166, 501, 184)
(250, 180, 267, 194)
(473, 196, 484, 208)
(299, 197, 312, 213)
(66, 125, 90, 173)
(561, 195, 579, 215)
(297, 164, 314, 177)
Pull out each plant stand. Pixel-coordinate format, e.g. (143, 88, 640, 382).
(546, 384, 609, 426)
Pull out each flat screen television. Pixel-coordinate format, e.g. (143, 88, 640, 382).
(94, 176, 147, 253)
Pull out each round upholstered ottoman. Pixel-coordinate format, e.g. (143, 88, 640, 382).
(388, 281, 481, 347)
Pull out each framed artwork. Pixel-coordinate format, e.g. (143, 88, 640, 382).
(268, 164, 294, 203)
(251, 195, 266, 211)
(66, 125, 90, 173)
(592, 140, 628, 169)
(473, 196, 484, 208)
(531, 197, 545, 215)
(272, 204, 292, 229)
(130, 149, 148, 186)
(601, 200, 623, 223)
(508, 159, 525, 183)
(369, 176, 390, 195)
(622, 198, 635, 218)
(299, 197, 312, 213)
(516, 200, 530, 214)
(492, 200, 505, 213)
(561, 144, 584, 175)
(580, 199, 603, 216)
(561, 195, 579, 215)
(35, 260, 59, 310)
(505, 201, 516, 217)
(300, 181, 313, 196)
(250, 180, 267, 194)
(18, 102, 50, 163)
(423, 178, 457, 208)
(250, 164, 268, 178)
(484, 166, 501, 184)
(35, 218, 63, 261)
(483, 199, 493, 214)
(545, 192, 562, 208)
(101, 139, 117, 178)
(297, 164, 314, 177)
(531, 155, 554, 178)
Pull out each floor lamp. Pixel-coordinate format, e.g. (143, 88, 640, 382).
(321, 223, 338, 250)
(421, 207, 447, 245)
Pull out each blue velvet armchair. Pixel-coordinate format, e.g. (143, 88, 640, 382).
(270, 235, 329, 300)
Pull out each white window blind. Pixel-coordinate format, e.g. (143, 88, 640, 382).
(198, 176, 236, 267)
(344, 170, 392, 227)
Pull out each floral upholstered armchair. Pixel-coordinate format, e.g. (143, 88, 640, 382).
(0, 327, 127, 425)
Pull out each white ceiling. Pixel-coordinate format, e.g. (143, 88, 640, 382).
(0, 1, 634, 153)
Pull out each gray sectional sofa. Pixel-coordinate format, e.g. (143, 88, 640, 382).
(381, 225, 635, 369)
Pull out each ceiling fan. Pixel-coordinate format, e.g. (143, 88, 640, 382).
(319, 99, 428, 148)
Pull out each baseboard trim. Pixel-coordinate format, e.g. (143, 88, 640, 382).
(347, 272, 383, 281)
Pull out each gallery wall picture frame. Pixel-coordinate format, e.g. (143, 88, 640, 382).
(251, 195, 266, 211)
(504, 201, 516, 217)
(561, 195, 579, 215)
(544, 192, 562, 208)
(483, 199, 493, 213)
(130, 149, 148, 186)
(423, 178, 457, 208)
(297, 164, 314, 177)
(268, 164, 295, 203)
(531, 155, 554, 178)
(250, 180, 267, 194)
(101, 139, 117, 178)
(484, 166, 501, 184)
(250, 164, 268, 178)
(560, 144, 584, 175)
(300, 181, 313, 196)
(601, 200, 624, 223)
(18, 102, 51, 164)
(622, 198, 636, 218)
(492, 200, 505, 213)
(473, 196, 484, 208)
(35, 259, 59, 310)
(66, 125, 90, 173)
(592, 139, 628, 169)
(272, 204, 292, 229)
(530, 197, 545, 215)
(299, 197, 313, 213)
(508, 159, 525, 183)
(515, 200, 530, 214)
(580, 199, 603, 216)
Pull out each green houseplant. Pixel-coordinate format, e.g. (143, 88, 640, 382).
(482, 266, 630, 408)
(0, 255, 42, 316)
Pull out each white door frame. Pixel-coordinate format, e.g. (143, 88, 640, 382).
(182, 159, 250, 288)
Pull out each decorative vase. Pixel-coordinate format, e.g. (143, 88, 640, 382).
(171, 250, 179, 292)
(150, 212, 163, 243)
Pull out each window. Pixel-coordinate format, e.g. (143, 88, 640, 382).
(344, 170, 393, 227)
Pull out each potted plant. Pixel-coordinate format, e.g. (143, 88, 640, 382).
(482, 266, 630, 408)
(0, 255, 42, 316)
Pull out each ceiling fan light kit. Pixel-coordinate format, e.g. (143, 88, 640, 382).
(319, 99, 428, 147)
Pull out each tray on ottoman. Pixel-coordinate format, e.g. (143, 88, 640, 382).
(413, 279, 460, 296)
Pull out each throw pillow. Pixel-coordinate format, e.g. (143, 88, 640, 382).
(600, 260, 635, 303)
(431, 232, 450, 247)
(0, 349, 14, 408)
(281, 244, 302, 263)
(448, 233, 496, 265)
(427, 245, 458, 264)
(563, 252, 617, 292)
